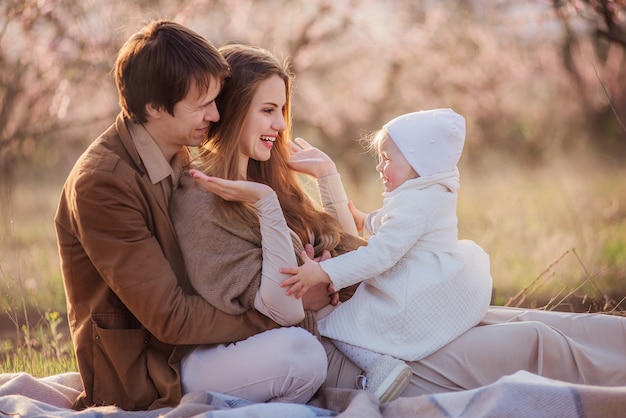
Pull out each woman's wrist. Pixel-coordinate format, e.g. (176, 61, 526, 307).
(316, 172, 347, 203)
(314, 161, 338, 178)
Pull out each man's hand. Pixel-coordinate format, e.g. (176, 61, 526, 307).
(302, 282, 339, 311)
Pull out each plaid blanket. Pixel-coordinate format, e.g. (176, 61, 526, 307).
(1, 371, 624, 417)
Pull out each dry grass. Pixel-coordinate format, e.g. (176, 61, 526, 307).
(458, 153, 626, 308)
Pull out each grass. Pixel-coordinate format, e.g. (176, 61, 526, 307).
(457, 153, 626, 307)
(1, 169, 76, 376)
(1, 308, 76, 376)
(0, 150, 625, 375)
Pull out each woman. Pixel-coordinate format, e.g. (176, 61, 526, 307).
(169, 43, 362, 403)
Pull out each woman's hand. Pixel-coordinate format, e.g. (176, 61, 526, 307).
(288, 137, 337, 178)
(188, 169, 273, 203)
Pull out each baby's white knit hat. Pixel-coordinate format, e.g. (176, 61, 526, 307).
(383, 108, 466, 177)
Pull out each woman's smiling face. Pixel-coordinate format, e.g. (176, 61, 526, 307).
(238, 74, 287, 172)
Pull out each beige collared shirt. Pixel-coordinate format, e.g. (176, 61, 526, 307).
(127, 121, 175, 203)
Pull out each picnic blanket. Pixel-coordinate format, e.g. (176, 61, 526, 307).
(1, 371, 625, 417)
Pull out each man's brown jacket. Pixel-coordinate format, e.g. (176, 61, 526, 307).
(54, 114, 277, 411)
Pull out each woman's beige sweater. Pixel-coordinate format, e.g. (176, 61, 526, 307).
(169, 172, 365, 327)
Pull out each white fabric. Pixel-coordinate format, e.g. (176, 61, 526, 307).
(383, 108, 465, 177)
(332, 339, 382, 371)
(318, 172, 492, 361)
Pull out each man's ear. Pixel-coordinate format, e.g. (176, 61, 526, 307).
(145, 102, 161, 119)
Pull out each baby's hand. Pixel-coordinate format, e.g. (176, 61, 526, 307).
(348, 201, 365, 232)
(280, 251, 331, 298)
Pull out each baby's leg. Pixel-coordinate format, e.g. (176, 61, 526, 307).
(331, 339, 411, 403)
(331, 339, 381, 371)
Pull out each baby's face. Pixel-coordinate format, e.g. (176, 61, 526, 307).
(375, 136, 418, 192)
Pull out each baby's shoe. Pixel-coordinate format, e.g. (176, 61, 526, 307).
(356, 355, 412, 403)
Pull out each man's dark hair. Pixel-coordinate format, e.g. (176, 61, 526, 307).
(115, 20, 230, 123)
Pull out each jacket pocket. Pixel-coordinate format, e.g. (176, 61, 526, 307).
(91, 313, 156, 410)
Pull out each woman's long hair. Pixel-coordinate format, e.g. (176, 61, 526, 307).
(193, 43, 342, 249)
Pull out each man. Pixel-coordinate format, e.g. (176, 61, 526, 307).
(55, 20, 324, 411)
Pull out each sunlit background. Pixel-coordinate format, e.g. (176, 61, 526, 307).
(1, 0, 625, 328)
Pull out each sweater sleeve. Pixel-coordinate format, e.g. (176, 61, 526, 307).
(253, 192, 305, 325)
(316, 172, 359, 237)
